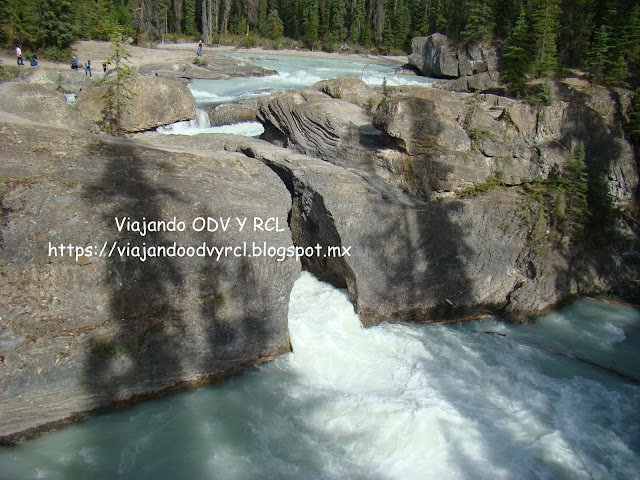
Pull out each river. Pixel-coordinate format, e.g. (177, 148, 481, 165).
(2, 53, 639, 480)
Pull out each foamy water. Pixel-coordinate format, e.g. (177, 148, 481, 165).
(157, 108, 264, 136)
(159, 52, 433, 136)
(188, 52, 433, 105)
(2, 272, 639, 479)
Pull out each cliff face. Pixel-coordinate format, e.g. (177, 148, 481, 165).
(408, 34, 501, 92)
(253, 78, 639, 323)
(0, 114, 299, 444)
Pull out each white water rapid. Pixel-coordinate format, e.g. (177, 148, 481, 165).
(1, 272, 639, 479)
(158, 51, 432, 136)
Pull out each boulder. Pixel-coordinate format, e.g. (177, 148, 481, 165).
(408, 34, 500, 92)
(256, 89, 384, 167)
(409, 34, 460, 78)
(0, 83, 94, 132)
(0, 114, 299, 444)
(203, 99, 258, 126)
(373, 86, 469, 156)
(75, 76, 196, 133)
(312, 76, 384, 110)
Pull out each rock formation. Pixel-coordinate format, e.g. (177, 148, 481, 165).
(75, 76, 196, 133)
(0, 113, 299, 445)
(249, 80, 639, 325)
(257, 89, 384, 167)
(1, 65, 638, 445)
(0, 83, 95, 132)
(204, 99, 258, 126)
(409, 33, 501, 92)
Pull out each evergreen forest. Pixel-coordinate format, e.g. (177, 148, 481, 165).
(1, 0, 640, 88)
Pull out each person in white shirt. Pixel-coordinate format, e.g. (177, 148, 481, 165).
(15, 45, 24, 66)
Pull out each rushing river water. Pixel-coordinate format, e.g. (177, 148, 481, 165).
(1, 272, 639, 479)
(3, 53, 640, 479)
(159, 51, 433, 136)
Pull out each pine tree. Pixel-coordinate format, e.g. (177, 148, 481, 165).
(102, 27, 137, 137)
(607, 54, 628, 87)
(349, 0, 365, 45)
(502, 7, 532, 96)
(266, 9, 283, 40)
(461, 0, 493, 43)
(558, 0, 595, 67)
(1, 0, 38, 48)
(331, 0, 348, 42)
(625, 5, 640, 71)
(39, 0, 77, 49)
(183, 0, 197, 35)
(628, 87, 640, 145)
(303, 3, 319, 49)
(561, 143, 590, 241)
(587, 24, 609, 84)
(257, 0, 268, 36)
(532, 0, 561, 77)
(394, 0, 411, 50)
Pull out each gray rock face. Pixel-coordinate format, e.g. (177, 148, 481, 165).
(18, 68, 94, 94)
(0, 115, 299, 444)
(0, 83, 94, 132)
(312, 76, 383, 110)
(408, 34, 500, 92)
(409, 34, 498, 79)
(433, 71, 501, 93)
(256, 89, 384, 167)
(203, 99, 258, 127)
(75, 76, 196, 132)
(137, 133, 639, 332)
(372, 85, 638, 200)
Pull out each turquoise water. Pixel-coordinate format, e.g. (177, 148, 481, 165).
(1, 273, 639, 479)
(189, 52, 433, 104)
(5, 53, 640, 479)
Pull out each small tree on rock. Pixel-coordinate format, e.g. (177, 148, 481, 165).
(560, 143, 590, 241)
(102, 27, 136, 137)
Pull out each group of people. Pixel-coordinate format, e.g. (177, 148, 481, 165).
(70, 56, 93, 78)
(14, 45, 37, 67)
(70, 56, 110, 78)
(14, 44, 104, 77)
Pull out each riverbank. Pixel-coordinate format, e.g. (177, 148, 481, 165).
(1, 40, 406, 76)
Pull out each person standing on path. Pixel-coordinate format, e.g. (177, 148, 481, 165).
(15, 45, 24, 65)
(84, 59, 92, 79)
(198, 40, 203, 57)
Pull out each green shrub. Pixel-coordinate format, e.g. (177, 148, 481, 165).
(244, 33, 258, 48)
(456, 171, 505, 197)
(467, 127, 494, 142)
(41, 46, 72, 63)
(527, 81, 555, 108)
(193, 56, 207, 66)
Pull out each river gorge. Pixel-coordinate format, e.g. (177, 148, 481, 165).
(1, 47, 639, 479)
